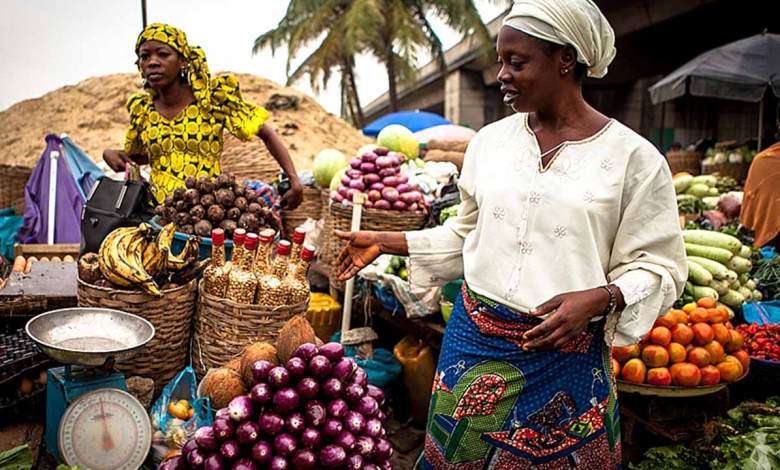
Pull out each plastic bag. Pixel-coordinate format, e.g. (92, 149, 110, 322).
(149, 366, 212, 463)
(359, 254, 441, 318)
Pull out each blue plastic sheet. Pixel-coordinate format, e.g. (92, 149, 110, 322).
(0, 209, 23, 261)
(742, 301, 780, 326)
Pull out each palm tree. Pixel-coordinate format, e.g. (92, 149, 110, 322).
(254, 0, 496, 121)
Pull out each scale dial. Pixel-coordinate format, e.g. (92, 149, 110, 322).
(58, 388, 151, 470)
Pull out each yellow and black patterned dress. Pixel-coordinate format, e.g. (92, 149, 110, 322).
(125, 23, 270, 203)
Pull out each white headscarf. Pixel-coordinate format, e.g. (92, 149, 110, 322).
(502, 0, 616, 78)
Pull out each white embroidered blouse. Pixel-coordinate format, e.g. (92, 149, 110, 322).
(405, 113, 688, 346)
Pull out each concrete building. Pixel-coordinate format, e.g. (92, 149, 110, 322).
(360, 0, 777, 150)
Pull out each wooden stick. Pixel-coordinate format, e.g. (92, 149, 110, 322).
(340, 192, 367, 341)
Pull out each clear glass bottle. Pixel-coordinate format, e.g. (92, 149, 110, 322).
(252, 229, 276, 278)
(256, 240, 291, 306)
(203, 228, 230, 296)
(285, 244, 315, 305)
(230, 228, 247, 265)
(225, 232, 258, 304)
(289, 227, 306, 269)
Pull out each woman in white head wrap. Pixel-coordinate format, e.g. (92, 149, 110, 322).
(334, 2, 686, 468)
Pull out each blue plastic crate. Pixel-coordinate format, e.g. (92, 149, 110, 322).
(149, 216, 234, 261)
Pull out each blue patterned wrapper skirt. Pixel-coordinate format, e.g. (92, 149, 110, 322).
(421, 284, 621, 469)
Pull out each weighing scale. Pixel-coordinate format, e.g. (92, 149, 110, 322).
(26, 307, 155, 469)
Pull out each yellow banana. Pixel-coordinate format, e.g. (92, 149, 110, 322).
(157, 223, 177, 253)
(98, 225, 161, 296)
(98, 226, 139, 286)
(142, 237, 167, 278)
(126, 232, 161, 296)
(166, 236, 200, 271)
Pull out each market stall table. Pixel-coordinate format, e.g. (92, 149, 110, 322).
(0, 262, 78, 318)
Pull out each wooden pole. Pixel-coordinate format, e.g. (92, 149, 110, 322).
(141, 0, 148, 28)
(340, 192, 367, 342)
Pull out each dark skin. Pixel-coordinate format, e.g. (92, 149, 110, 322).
(103, 40, 303, 209)
(335, 27, 627, 351)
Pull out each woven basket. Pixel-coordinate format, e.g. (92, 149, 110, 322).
(281, 186, 323, 237)
(668, 151, 702, 176)
(220, 134, 280, 183)
(192, 281, 308, 377)
(701, 162, 750, 182)
(77, 278, 197, 392)
(319, 190, 335, 265)
(0, 164, 32, 214)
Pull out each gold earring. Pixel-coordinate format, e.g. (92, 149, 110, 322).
(562, 68, 569, 75)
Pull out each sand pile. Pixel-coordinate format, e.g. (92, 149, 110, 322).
(0, 73, 370, 181)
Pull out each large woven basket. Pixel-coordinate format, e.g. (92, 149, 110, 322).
(77, 278, 197, 392)
(281, 186, 323, 237)
(319, 190, 335, 265)
(668, 151, 702, 176)
(0, 164, 32, 214)
(220, 134, 280, 183)
(192, 281, 308, 377)
(701, 162, 750, 182)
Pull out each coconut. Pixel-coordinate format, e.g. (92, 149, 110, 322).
(240, 342, 278, 385)
(200, 367, 246, 410)
(225, 357, 242, 373)
(276, 315, 317, 363)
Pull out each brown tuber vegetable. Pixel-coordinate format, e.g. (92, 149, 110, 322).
(240, 342, 278, 384)
(207, 205, 225, 223)
(184, 188, 200, 204)
(190, 204, 206, 220)
(216, 173, 234, 188)
(179, 224, 194, 235)
(215, 188, 235, 208)
(185, 176, 197, 189)
(194, 220, 213, 237)
(238, 213, 259, 232)
(234, 196, 248, 212)
(247, 202, 262, 214)
(219, 219, 237, 236)
(175, 212, 191, 226)
(226, 207, 241, 221)
(200, 193, 216, 208)
(200, 367, 246, 409)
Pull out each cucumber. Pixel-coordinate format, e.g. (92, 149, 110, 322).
(674, 175, 694, 194)
(739, 245, 752, 258)
(726, 270, 739, 283)
(685, 281, 695, 296)
(691, 175, 718, 186)
(685, 243, 734, 265)
(687, 256, 731, 280)
(728, 256, 752, 274)
(687, 260, 713, 285)
(753, 290, 763, 301)
(683, 230, 742, 254)
(738, 273, 750, 285)
(720, 289, 745, 308)
(686, 184, 711, 198)
(709, 279, 730, 296)
(738, 286, 753, 301)
(691, 285, 719, 301)
(745, 279, 757, 291)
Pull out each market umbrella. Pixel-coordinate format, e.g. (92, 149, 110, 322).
(413, 124, 477, 144)
(648, 32, 780, 147)
(362, 110, 451, 136)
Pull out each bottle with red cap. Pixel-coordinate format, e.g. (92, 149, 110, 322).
(204, 228, 231, 296)
(285, 244, 316, 304)
(256, 240, 292, 306)
(225, 232, 258, 303)
(252, 229, 276, 278)
(289, 227, 306, 266)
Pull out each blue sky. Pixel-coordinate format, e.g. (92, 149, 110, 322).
(0, 0, 504, 114)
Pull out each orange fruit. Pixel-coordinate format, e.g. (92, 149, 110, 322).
(646, 367, 672, 386)
(704, 341, 725, 364)
(655, 312, 678, 329)
(697, 297, 717, 309)
(621, 358, 647, 384)
(642, 345, 670, 367)
(682, 302, 698, 314)
(670, 362, 702, 387)
(674, 310, 689, 325)
(699, 365, 721, 385)
(689, 308, 710, 323)
(712, 323, 731, 345)
(672, 324, 694, 345)
(726, 330, 744, 353)
(731, 350, 750, 371)
(668, 343, 687, 363)
(650, 326, 672, 346)
(716, 358, 743, 383)
(692, 323, 715, 345)
(709, 308, 729, 324)
(687, 347, 712, 367)
(612, 344, 641, 364)
(610, 358, 621, 379)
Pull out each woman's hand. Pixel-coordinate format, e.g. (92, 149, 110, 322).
(103, 149, 131, 173)
(281, 177, 304, 210)
(334, 230, 409, 281)
(522, 287, 619, 351)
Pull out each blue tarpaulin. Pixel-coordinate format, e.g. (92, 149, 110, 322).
(62, 135, 104, 200)
(362, 111, 451, 136)
(0, 208, 23, 261)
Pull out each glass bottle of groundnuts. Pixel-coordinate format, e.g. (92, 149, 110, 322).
(225, 232, 258, 304)
(256, 240, 291, 306)
(203, 228, 230, 296)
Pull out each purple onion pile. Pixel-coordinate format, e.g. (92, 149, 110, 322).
(332, 147, 425, 212)
(161, 342, 393, 470)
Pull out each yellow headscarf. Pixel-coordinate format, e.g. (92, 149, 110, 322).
(135, 23, 215, 112)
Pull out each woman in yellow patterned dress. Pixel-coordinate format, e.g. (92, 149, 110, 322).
(103, 23, 303, 209)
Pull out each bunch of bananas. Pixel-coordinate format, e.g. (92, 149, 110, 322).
(97, 223, 199, 296)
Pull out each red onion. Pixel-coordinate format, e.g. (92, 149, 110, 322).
(159, 455, 186, 470)
(258, 412, 285, 436)
(335, 431, 357, 452)
(250, 440, 273, 464)
(293, 343, 319, 362)
(204, 453, 225, 470)
(213, 419, 234, 441)
(296, 377, 320, 400)
(319, 444, 347, 468)
(322, 418, 343, 438)
(374, 147, 389, 156)
(228, 396, 253, 422)
(345, 411, 366, 434)
(361, 152, 378, 163)
(349, 179, 366, 191)
(364, 464, 379, 470)
(182, 439, 199, 458)
(375, 410, 387, 423)
(273, 388, 300, 414)
(400, 191, 421, 205)
(367, 189, 381, 202)
(382, 176, 400, 188)
(332, 193, 345, 203)
(274, 432, 298, 456)
(357, 396, 379, 417)
(319, 342, 345, 362)
(286, 357, 307, 379)
(378, 168, 397, 178)
(337, 186, 350, 199)
(308, 355, 333, 379)
(364, 418, 383, 438)
(195, 425, 217, 450)
(346, 454, 364, 470)
(344, 383, 365, 403)
(285, 412, 305, 435)
(236, 421, 261, 445)
(379, 460, 393, 470)
(351, 367, 368, 387)
(346, 169, 363, 179)
(300, 428, 322, 450)
(387, 153, 401, 166)
(232, 458, 259, 470)
(364, 173, 381, 185)
(219, 440, 240, 461)
(215, 408, 230, 420)
(349, 157, 362, 169)
(370, 182, 385, 191)
(341, 175, 351, 186)
(322, 377, 343, 398)
(392, 200, 407, 211)
(375, 156, 392, 169)
(327, 399, 349, 419)
(372, 438, 394, 461)
(365, 199, 374, 208)
(291, 449, 317, 470)
(268, 367, 291, 389)
(360, 163, 376, 173)
(381, 187, 399, 202)
(250, 383, 273, 405)
(396, 183, 411, 194)
(366, 385, 385, 405)
(186, 447, 207, 467)
(408, 202, 419, 212)
(269, 456, 289, 470)
(251, 360, 275, 384)
(373, 200, 391, 210)
(304, 400, 326, 427)
(355, 436, 374, 457)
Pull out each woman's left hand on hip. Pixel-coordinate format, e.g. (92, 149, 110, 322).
(522, 288, 610, 351)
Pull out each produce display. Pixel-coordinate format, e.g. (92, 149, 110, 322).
(313, 149, 348, 188)
(332, 146, 426, 213)
(153, 173, 280, 238)
(702, 146, 757, 166)
(752, 256, 780, 301)
(735, 323, 780, 363)
(612, 297, 749, 387)
(674, 173, 742, 221)
(679, 229, 760, 309)
(376, 125, 420, 160)
(78, 222, 201, 296)
(384, 257, 408, 282)
(164, 341, 394, 470)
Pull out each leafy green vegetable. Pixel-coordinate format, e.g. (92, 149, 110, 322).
(0, 445, 33, 470)
(629, 445, 701, 469)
